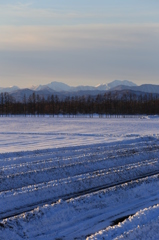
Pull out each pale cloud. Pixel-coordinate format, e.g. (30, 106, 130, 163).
(0, 23, 159, 87)
(0, 24, 159, 51)
(0, 2, 159, 26)
(0, 3, 101, 25)
(0, 3, 71, 26)
(0, 1, 159, 87)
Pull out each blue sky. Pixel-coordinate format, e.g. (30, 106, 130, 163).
(0, 1, 159, 87)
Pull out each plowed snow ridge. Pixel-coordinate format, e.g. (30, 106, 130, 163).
(0, 117, 159, 239)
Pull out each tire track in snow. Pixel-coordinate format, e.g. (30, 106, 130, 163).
(1, 171, 159, 221)
(1, 138, 159, 220)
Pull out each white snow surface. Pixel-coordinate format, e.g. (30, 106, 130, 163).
(88, 204, 159, 240)
(0, 115, 159, 153)
(0, 116, 159, 239)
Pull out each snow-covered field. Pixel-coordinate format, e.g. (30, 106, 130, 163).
(0, 116, 159, 239)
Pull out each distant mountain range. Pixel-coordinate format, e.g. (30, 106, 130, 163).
(0, 80, 137, 94)
(30, 80, 137, 92)
(1, 80, 159, 101)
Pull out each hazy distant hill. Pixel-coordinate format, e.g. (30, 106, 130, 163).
(10, 88, 57, 102)
(111, 84, 159, 94)
(0, 86, 19, 93)
(10, 89, 35, 102)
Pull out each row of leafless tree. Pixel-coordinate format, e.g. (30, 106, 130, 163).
(0, 92, 159, 115)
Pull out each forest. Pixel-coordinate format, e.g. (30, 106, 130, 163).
(0, 91, 159, 116)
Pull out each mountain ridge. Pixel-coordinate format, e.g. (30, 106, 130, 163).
(1, 80, 159, 102)
(30, 80, 137, 92)
(111, 84, 159, 94)
(0, 80, 137, 93)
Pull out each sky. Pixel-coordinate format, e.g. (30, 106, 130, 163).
(0, 0, 159, 88)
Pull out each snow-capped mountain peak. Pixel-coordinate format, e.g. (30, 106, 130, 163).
(47, 81, 71, 91)
(95, 80, 137, 91)
(95, 84, 109, 91)
(107, 80, 137, 89)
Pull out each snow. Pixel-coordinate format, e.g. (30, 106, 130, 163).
(88, 204, 159, 240)
(1, 174, 159, 239)
(25, 80, 137, 92)
(140, 115, 159, 119)
(0, 116, 159, 239)
(0, 115, 159, 153)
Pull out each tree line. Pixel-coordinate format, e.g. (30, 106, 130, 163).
(0, 91, 159, 116)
